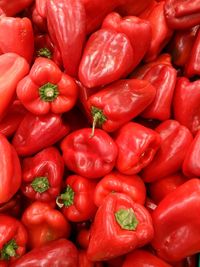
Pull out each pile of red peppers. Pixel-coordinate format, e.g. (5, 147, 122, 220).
(0, 0, 200, 266)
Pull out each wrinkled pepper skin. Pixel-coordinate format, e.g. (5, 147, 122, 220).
(0, 215, 28, 264)
(17, 57, 78, 115)
(114, 122, 161, 175)
(0, 133, 21, 204)
(122, 249, 172, 267)
(173, 78, 200, 135)
(10, 239, 78, 267)
(21, 201, 71, 249)
(164, 0, 200, 30)
(94, 171, 146, 206)
(78, 29, 134, 88)
(0, 16, 34, 63)
(0, 0, 34, 16)
(57, 175, 97, 222)
(151, 178, 200, 262)
(0, 53, 29, 121)
(87, 79, 156, 132)
(46, 0, 86, 77)
(12, 112, 70, 156)
(142, 120, 193, 183)
(61, 128, 118, 179)
(87, 193, 154, 261)
(21, 147, 64, 202)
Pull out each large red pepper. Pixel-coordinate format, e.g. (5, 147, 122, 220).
(21, 201, 71, 249)
(0, 0, 34, 16)
(94, 171, 146, 206)
(46, 0, 86, 77)
(60, 128, 118, 179)
(56, 175, 97, 222)
(87, 193, 154, 261)
(21, 147, 64, 202)
(10, 239, 78, 267)
(142, 120, 193, 183)
(0, 215, 27, 265)
(87, 79, 156, 133)
(17, 57, 78, 115)
(0, 133, 21, 204)
(151, 178, 200, 262)
(12, 112, 70, 156)
(0, 53, 29, 121)
(173, 77, 200, 135)
(114, 122, 161, 175)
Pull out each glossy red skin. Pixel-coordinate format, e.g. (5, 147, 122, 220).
(122, 249, 172, 267)
(0, 0, 34, 16)
(149, 173, 188, 204)
(46, 0, 86, 77)
(94, 171, 146, 206)
(173, 77, 200, 135)
(21, 147, 64, 202)
(0, 193, 23, 218)
(78, 29, 134, 88)
(142, 120, 193, 183)
(0, 53, 29, 121)
(0, 215, 28, 264)
(22, 201, 70, 249)
(151, 178, 200, 262)
(87, 193, 154, 261)
(0, 133, 21, 204)
(79, 250, 103, 267)
(140, 1, 173, 62)
(12, 112, 70, 156)
(87, 79, 156, 132)
(76, 228, 91, 249)
(10, 239, 78, 267)
(61, 128, 118, 179)
(164, 0, 200, 30)
(17, 57, 78, 115)
(102, 12, 151, 70)
(145, 197, 157, 214)
(116, 0, 155, 16)
(114, 122, 161, 175)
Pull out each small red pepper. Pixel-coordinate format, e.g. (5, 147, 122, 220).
(0, 0, 34, 16)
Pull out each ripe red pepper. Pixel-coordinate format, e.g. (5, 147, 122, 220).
(116, 0, 155, 16)
(21, 201, 71, 249)
(142, 120, 193, 183)
(61, 128, 118, 179)
(76, 227, 91, 249)
(0, 0, 34, 16)
(17, 57, 78, 115)
(10, 238, 78, 267)
(12, 112, 70, 156)
(21, 147, 64, 202)
(0, 215, 27, 265)
(0, 53, 29, 121)
(173, 77, 200, 135)
(151, 178, 200, 262)
(87, 193, 154, 261)
(94, 171, 146, 206)
(87, 79, 156, 133)
(79, 250, 103, 267)
(114, 122, 161, 175)
(57, 175, 97, 222)
(0, 193, 22, 218)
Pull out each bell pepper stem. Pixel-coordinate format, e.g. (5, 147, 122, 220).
(39, 82, 59, 102)
(115, 208, 138, 230)
(56, 185, 74, 208)
(37, 47, 52, 59)
(90, 106, 107, 137)
(31, 177, 50, 193)
(1, 239, 18, 260)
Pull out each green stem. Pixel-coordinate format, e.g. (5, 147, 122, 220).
(90, 106, 107, 137)
(31, 177, 50, 193)
(56, 185, 74, 208)
(39, 82, 59, 102)
(115, 208, 138, 230)
(37, 48, 52, 59)
(1, 239, 18, 260)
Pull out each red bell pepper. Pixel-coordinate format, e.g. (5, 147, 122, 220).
(60, 128, 118, 179)
(0, 215, 27, 265)
(151, 178, 200, 262)
(10, 238, 78, 267)
(142, 120, 193, 183)
(122, 249, 172, 267)
(164, 0, 200, 30)
(87, 193, 154, 261)
(31, 5, 48, 33)
(87, 79, 156, 133)
(21, 201, 71, 249)
(0, 133, 21, 204)
(46, 0, 86, 77)
(21, 146, 64, 202)
(12, 112, 70, 156)
(0, 193, 22, 218)
(79, 250, 103, 267)
(0, 0, 34, 16)
(114, 122, 161, 175)
(17, 57, 78, 115)
(116, 0, 155, 16)
(173, 77, 200, 135)
(76, 227, 91, 249)
(56, 175, 97, 222)
(94, 171, 146, 206)
(0, 53, 29, 121)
